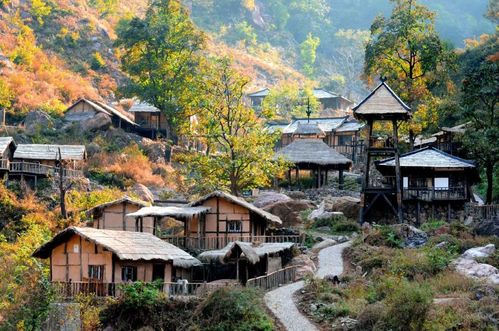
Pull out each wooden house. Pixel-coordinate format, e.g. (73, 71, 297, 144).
(128, 101, 168, 138)
(0, 136, 16, 174)
(86, 196, 149, 232)
(10, 144, 86, 180)
(32, 227, 201, 296)
(127, 191, 287, 250)
(275, 124, 352, 189)
(198, 242, 295, 284)
(376, 147, 479, 224)
(414, 122, 469, 157)
(247, 88, 270, 110)
(65, 98, 137, 130)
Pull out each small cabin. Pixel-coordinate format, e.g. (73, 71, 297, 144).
(128, 101, 168, 138)
(0, 136, 16, 173)
(86, 197, 149, 232)
(65, 98, 137, 130)
(32, 227, 202, 296)
(376, 147, 479, 224)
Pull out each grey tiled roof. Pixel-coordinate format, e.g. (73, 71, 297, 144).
(248, 88, 270, 97)
(377, 147, 475, 169)
(0, 136, 15, 154)
(14, 144, 86, 160)
(128, 101, 161, 113)
(283, 117, 348, 134)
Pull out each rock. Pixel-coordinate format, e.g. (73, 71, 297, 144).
(435, 241, 448, 248)
(311, 239, 337, 253)
(331, 317, 359, 331)
(315, 226, 331, 233)
(81, 112, 112, 131)
(289, 254, 316, 279)
(287, 191, 306, 200)
(253, 191, 291, 208)
(462, 244, 495, 259)
(391, 224, 428, 248)
(263, 199, 316, 228)
(473, 218, 499, 237)
(309, 201, 326, 220)
(329, 196, 361, 219)
(85, 142, 101, 156)
(310, 303, 318, 312)
(140, 138, 167, 163)
(24, 110, 54, 135)
(130, 183, 154, 204)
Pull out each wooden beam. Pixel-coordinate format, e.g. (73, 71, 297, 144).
(392, 119, 403, 223)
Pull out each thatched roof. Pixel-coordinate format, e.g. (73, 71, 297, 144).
(66, 98, 136, 125)
(353, 81, 411, 120)
(0, 136, 15, 154)
(276, 139, 352, 168)
(294, 123, 325, 136)
(190, 191, 282, 225)
(85, 196, 149, 216)
(127, 206, 211, 219)
(33, 227, 201, 268)
(14, 144, 86, 160)
(197, 241, 295, 265)
(377, 147, 476, 169)
(128, 101, 161, 113)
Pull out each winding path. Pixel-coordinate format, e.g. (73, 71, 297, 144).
(264, 241, 351, 331)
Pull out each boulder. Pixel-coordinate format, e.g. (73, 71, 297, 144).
(289, 254, 316, 279)
(80, 112, 112, 132)
(329, 196, 361, 219)
(287, 190, 306, 200)
(391, 224, 428, 248)
(130, 183, 154, 204)
(263, 199, 316, 228)
(24, 110, 53, 135)
(331, 317, 359, 331)
(311, 239, 337, 253)
(253, 191, 291, 208)
(461, 244, 495, 259)
(452, 244, 499, 285)
(140, 138, 167, 163)
(473, 218, 499, 237)
(309, 200, 344, 221)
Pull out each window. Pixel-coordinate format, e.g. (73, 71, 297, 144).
(227, 221, 242, 233)
(435, 177, 449, 190)
(73, 244, 79, 253)
(403, 177, 408, 189)
(338, 135, 352, 146)
(122, 266, 137, 282)
(88, 265, 104, 280)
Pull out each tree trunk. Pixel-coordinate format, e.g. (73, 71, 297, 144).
(486, 161, 494, 204)
(59, 164, 67, 219)
(409, 129, 415, 151)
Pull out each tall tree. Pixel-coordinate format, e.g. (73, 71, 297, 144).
(300, 33, 321, 78)
(458, 33, 499, 203)
(364, 0, 455, 148)
(115, 0, 205, 140)
(177, 58, 287, 196)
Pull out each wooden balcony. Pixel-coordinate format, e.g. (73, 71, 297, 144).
(8, 161, 83, 178)
(402, 187, 467, 201)
(160, 234, 303, 251)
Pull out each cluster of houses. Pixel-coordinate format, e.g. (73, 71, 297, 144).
(25, 82, 481, 298)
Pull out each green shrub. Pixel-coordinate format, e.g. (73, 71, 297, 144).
(420, 219, 447, 233)
(118, 280, 164, 306)
(390, 247, 455, 279)
(91, 52, 106, 70)
(365, 225, 404, 248)
(383, 280, 432, 331)
(312, 214, 360, 234)
(318, 302, 350, 319)
(194, 287, 273, 331)
(356, 302, 386, 331)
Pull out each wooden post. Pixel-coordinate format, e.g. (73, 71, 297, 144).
(122, 202, 127, 231)
(392, 119, 403, 223)
(339, 169, 344, 190)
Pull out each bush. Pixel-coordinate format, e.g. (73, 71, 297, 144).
(420, 219, 447, 233)
(383, 280, 432, 331)
(365, 225, 404, 248)
(312, 214, 360, 234)
(390, 246, 456, 279)
(194, 287, 273, 331)
(90, 52, 106, 70)
(356, 302, 386, 331)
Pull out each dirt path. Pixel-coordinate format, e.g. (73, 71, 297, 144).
(264, 241, 351, 331)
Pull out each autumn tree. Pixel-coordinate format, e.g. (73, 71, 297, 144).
(261, 81, 319, 120)
(177, 59, 287, 196)
(115, 0, 205, 141)
(458, 33, 498, 203)
(364, 0, 455, 148)
(300, 33, 320, 78)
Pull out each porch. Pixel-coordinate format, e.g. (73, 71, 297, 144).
(8, 161, 83, 178)
(402, 186, 467, 201)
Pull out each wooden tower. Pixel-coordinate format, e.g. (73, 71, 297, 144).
(353, 79, 411, 223)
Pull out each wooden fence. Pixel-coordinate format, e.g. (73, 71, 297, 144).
(467, 204, 499, 221)
(246, 266, 296, 291)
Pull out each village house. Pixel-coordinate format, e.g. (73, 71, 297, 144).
(86, 196, 150, 232)
(126, 191, 296, 250)
(9, 144, 86, 182)
(414, 122, 469, 157)
(32, 227, 202, 297)
(376, 146, 479, 224)
(128, 101, 169, 139)
(64, 98, 137, 130)
(0, 136, 16, 175)
(275, 123, 353, 189)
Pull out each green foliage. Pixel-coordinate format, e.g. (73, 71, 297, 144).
(177, 58, 288, 195)
(223, 21, 257, 48)
(299, 32, 320, 78)
(115, 0, 205, 139)
(118, 281, 164, 306)
(0, 78, 12, 111)
(420, 219, 447, 232)
(390, 246, 456, 279)
(30, 0, 52, 25)
(88, 0, 118, 15)
(90, 52, 106, 70)
(365, 225, 404, 248)
(195, 287, 273, 331)
(312, 214, 360, 234)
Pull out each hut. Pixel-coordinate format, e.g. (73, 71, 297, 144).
(64, 98, 137, 130)
(312, 88, 354, 112)
(376, 147, 479, 224)
(247, 88, 270, 109)
(10, 144, 86, 180)
(32, 227, 202, 296)
(0, 136, 16, 174)
(128, 101, 168, 138)
(86, 196, 149, 232)
(198, 241, 295, 283)
(275, 124, 352, 188)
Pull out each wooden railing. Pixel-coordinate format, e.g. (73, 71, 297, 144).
(467, 204, 499, 221)
(160, 234, 303, 250)
(0, 158, 8, 170)
(8, 161, 83, 178)
(246, 266, 296, 291)
(403, 187, 467, 201)
(51, 281, 234, 299)
(366, 176, 396, 190)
